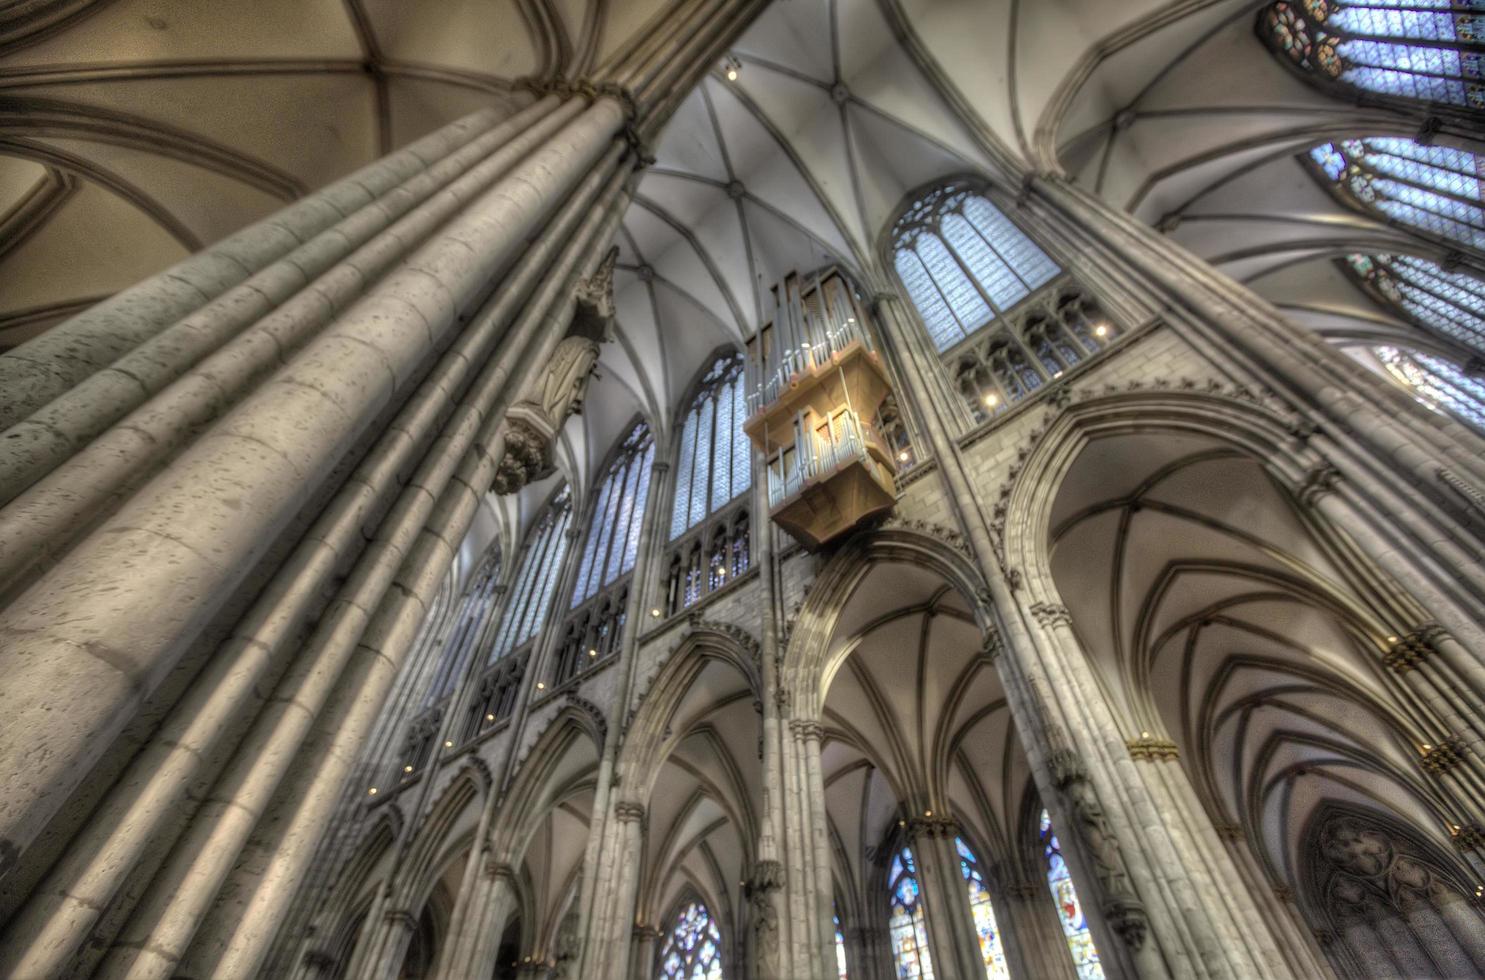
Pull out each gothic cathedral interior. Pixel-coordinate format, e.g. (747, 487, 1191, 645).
(0, 1, 1483, 978)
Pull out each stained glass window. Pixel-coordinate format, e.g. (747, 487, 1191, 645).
(427, 551, 500, 704)
(1307, 138, 1484, 251)
(955, 837, 1011, 980)
(572, 422, 654, 607)
(1040, 809, 1104, 980)
(834, 908, 849, 980)
(671, 353, 752, 539)
(892, 181, 1061, 352)
(1375, 344, 1485, 428)
(1263, 1, 1485, 108)
(888, 847, 935, 980)
(489, 487, 572, 662)
(658, 900, 724, 980)
(1345, 253, 1485, 354)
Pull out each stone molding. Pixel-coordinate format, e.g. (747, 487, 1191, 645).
(1125, 736, 1179, 762)
(1296, 462, 1341, 507)
(1029, 602, 1071, 629)
(904, 815, 957, 840)
(614, 800, 646, 823)
(1419, 736, 1463, 775)
(1384, 624, 1446, 673)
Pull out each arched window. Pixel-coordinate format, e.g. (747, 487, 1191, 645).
(572, 421, 654, 608)
(892, 181, 1061, 352)
(427, 550, 500, 705)
(833, 907, 849, 980)
(1345, 253, 1485, 355)
(1308, 139, 1484, 251)
(1375, 345, 1485, 428)
(489, 486, 572, 662)
(888, 846, 934, 980)
(671, 352, 751, 539)
(658, 900, 723, 980)
(1039, 809, 1105, 980)
(956, 837, 1011, 980)
(1263, 2, 1485, 109)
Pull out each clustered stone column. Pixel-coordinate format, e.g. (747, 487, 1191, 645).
(0, 1, 777, 976)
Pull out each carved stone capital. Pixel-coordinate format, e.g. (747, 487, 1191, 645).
(614, 800, 646, 823)
(981, 629, 1004, 663)
(1420, 736, 1464, 774)
(789, 719, 823, 742)
(1450, 823, 1485, 852)
(1384, 623, 1447, 672)
(1272, 885, 1294, 903)
(1102, 896, 1149, 950)
(493, 417, 550, 495)
(747, 858, 786, 894)
(383, 909, 418, 932)
(484, 858, 517, 882)
(1125, 735, 1179, 762)
(1029, 602, 1072, 629)
(572, 246, 618, 340)
(1296, 462, 1341, 507)
(632, 923, 664, 942)
(1048, 748, 1087, 789)
(1212, 822, 1245, 842)
(904, 815, 957, 840)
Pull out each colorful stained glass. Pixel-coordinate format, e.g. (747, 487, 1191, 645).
(1308, 138, 1484, 251)
(1263, 2, 1485, 108)
(572, 422, 654, 607)
(1375, 344, 1485, 429)
(834, 908, 849, 980)
(888, 847, 935, 980)
(1040, 809, 1105, 980)
(892, 182, 1062, 353)
(671, 353, 751, 539)
(955, 837, 1011, 980)
(489, 487, 572, 662)
(658, 900, 724, 980)
(1345, 253, 1485, 354)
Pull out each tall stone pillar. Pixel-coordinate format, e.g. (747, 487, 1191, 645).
(904, 816, 983, 980)
(990, 870, 1078, 980)
(432, 860, 519, 980)
(590, 799, 646, 980)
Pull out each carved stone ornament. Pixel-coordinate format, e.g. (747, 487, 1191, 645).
(614, 800, 646, 823)
(1297, 462, 1341, 507)
(1030, 602, 1072, 629)
(1450, 823, 1485, 852)
(1419, 736, 1463, 775)
(1102, 896, 1149, 951)
(1125, 735, 1179, 762)
(1384, 624, 1446, 673)
(747, 859, 786, 963)
(905, 815, 957, 840)
(492, 417, 551, 496)
(572, 246, 618, 341)
(493, 334, 602, 495)
(484, 858, 517, 882)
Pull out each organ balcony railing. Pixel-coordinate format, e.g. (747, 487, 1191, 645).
(745, 268, 898, 549)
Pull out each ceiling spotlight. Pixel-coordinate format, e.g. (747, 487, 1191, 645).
(444, 740, 453, 748)
(723, 56, 742, 81)
(367, 787, 378, 796)
(589, 648, 599, 657)
(537, 682, 546, 691)
(404, 764, 414, 773)
(487, 713, 496, 721)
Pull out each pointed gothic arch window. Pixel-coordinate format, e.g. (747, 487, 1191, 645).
(572, 421, 655, 608)
(1262, 2, 1485, 109)
(1040, 809, 1105, 980)
(888, 846, 935, 980)
(489, 486, 573, 662)
(671, 352, 752, 539)
(1308, 138, 1484, 251)
(657, 899, 724, 980)
(891, 181, 1062, 353)
(956, 837, 1011, 980)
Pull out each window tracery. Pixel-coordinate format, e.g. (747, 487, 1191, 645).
(671, 353, 751, 539)
(951, 286, 1117, 423)
(1263, 1, 1485, 109)
(573, 421, 654, 609)
(956, 837, 1011, 980)
(1040, 809, 1105, 980)
(1374, 344, 1485, 428)
(1345, 252, 1485, 355)
(1308, 138, 1484, 251)
(489, 486, 572, 663)
(891, 181, 1061, 352)
(888, 846, 935, 980)
(658, 900, 724, 980)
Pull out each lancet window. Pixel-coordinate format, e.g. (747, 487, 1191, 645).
(489, 486, 572, 663)
(671, 352, 751, 538)
(1263, 2, 1485, 109)
(957, 837, 1011, 980)
(888, 846, 935, 980)
(1374, 344, 1485, 428)
(1308, 138, 1484, 251)
(663, 353, 753, 616)
(1040, 809, 1104, 980)
(658, 900, 724, 980)
(833, 907, 849, 980)
(892, 180, 1062, 353)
